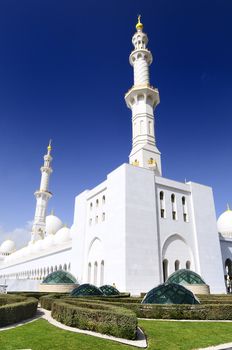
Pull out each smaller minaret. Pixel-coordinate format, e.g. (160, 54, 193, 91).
(31, 141, 53, 242)
(125, 16, 161, 175)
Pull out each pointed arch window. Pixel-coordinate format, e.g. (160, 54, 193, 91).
(163, 259, 168, 282)
(88, 263, 91, 283)
(171, 194, 177, 220)
(100, 260, 104, 285)
(159, 191, 166, 218)
(94, 261, 98, 285)
(182, 196, 188, 222)
(175, 260, 180, 271)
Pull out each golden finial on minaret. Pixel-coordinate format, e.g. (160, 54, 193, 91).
(227, 203, 231, 211)
(136, 14, 143, 31)
(47, 139, 52, 152)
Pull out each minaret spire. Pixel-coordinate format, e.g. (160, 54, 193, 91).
(125, 16, 161, 175)
(31, 141, 53, 242)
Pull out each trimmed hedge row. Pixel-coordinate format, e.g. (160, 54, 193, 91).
(40, 294, 68, 310)
(40, 294, 139, 311)
(0, 294, 27, 306)
(8, 291, 67, 300)
(51, 299, 137, 340)
(67, 298, 232, 320)
(0, 295, 38, 326)
(105, 301, 232, 320)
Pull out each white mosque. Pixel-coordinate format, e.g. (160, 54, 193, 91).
(0, 17, 231, 294)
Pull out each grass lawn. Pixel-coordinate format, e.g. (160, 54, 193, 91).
(1, 318, 232, 350)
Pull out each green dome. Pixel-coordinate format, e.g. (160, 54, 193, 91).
(142, 283, 200, 304)
(99, 285, 120, 296)
(70, 283, 104, 297)
(167, 269, 206, 285)
(42, 270, 77, 285)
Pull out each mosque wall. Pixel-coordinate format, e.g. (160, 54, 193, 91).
(124, 164, 161, 295)
(0, 246, 72, 283)
(190, 182, 225, 293)
(156, 177, 197, 277)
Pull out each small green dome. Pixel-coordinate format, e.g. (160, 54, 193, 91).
(70, 283, 104, 297)
(42, 270, 77, 285)
(167, 269, 206, 285)
(99, 285, 120, 296)
(142, 283, 200, 304)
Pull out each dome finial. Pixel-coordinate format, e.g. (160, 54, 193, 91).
(227, 203, 231, 211)
(136, 14, 143, 31)
(47, 139, 52, 153)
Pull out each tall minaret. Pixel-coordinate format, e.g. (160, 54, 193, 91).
(125, 16, 161, 175)
(31, 141, 53, 242)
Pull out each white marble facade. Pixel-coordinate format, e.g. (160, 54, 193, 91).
(0, 18, 228, 294)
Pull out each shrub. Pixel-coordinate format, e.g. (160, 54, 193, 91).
(69, 298, 232, 320)
(0, 295, 38, 327)
(8, 292, 51, 299)
(51, 299, 137, 339)
(40, 294, 67, 310)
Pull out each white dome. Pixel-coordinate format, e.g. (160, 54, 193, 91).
(54, 227, 71, 244)
(217, 209, 232, 237)
(45, 214, 63, 235)
(0, 239, 16, 254)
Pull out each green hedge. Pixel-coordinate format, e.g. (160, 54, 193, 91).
(51, 299, 137, 340)
(40, 294, 140, 311)
(68, 298, 232, 320)
(40, 294, 68, 310)
(107, 302, 232, 320)
(8, 291, 67, 300)
(0, 295, 38, 326)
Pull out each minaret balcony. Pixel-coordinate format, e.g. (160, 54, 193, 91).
(129, 49, 152, 66)
(34, 189, 52, 199)
(125, 85, 160, 109)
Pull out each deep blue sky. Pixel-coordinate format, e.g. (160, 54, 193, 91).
(0, 0, 231, 246)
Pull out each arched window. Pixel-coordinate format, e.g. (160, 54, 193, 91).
(163, 259, 168, 282)
(102, 195, 105, 205)
(100, 260, 104, 285)
(175, 260, 180, 271)
(54, 265, 57, 271)
(64, 263, 67, 271)
(225, 258, 232, 276)
(59, 264, 62, 270)
(102, 212, 105, 221)
(89, 218, 92, 226)
(140, 120, 144, 134)
(160, 191, 165, 218)
(94, 261, 98, 285)
(90, 202, 93, 210)
(171, 194, 177, 220)
(182, 196, 188, 222)
(96, 199, 99, 207)
(148, 121, 152, 135)
(88, 262, 91, 283)
(186, 261, 191, 270)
